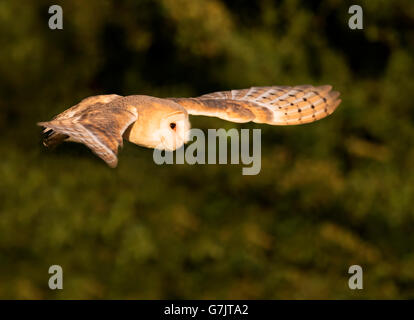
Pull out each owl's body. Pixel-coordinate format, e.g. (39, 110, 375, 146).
(38, 85, 341, 167)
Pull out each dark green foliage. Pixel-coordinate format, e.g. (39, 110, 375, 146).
(0, 0, 413, 298)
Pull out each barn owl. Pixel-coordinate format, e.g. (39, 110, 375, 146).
(38, 85, 341, 167)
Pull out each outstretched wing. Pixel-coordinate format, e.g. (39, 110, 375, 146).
(170, 85, 341, 125)
(38, 95, 138, 168)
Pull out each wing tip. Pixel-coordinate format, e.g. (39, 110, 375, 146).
(37, 121, 48, 127)
(330, 98, 342, 113)
(328, 90, 341, 100)
(106, 158, 118, 168)
(317, 85, 333, 92)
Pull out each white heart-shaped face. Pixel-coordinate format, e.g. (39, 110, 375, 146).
(123, 96, 191, 150)
(158, 111, 191, 151)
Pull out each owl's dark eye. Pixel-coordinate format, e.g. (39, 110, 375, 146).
(170, 122, 176, 130)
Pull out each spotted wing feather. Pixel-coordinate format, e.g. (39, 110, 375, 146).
(171, 85, 341, 125)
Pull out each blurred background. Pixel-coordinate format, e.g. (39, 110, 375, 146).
(0, 0, 413, 299)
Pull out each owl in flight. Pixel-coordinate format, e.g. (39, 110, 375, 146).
(38, 85, 341, 167)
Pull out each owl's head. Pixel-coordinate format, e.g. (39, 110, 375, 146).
(157, 111, 191, 151)
(124, 96, 190, 151)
